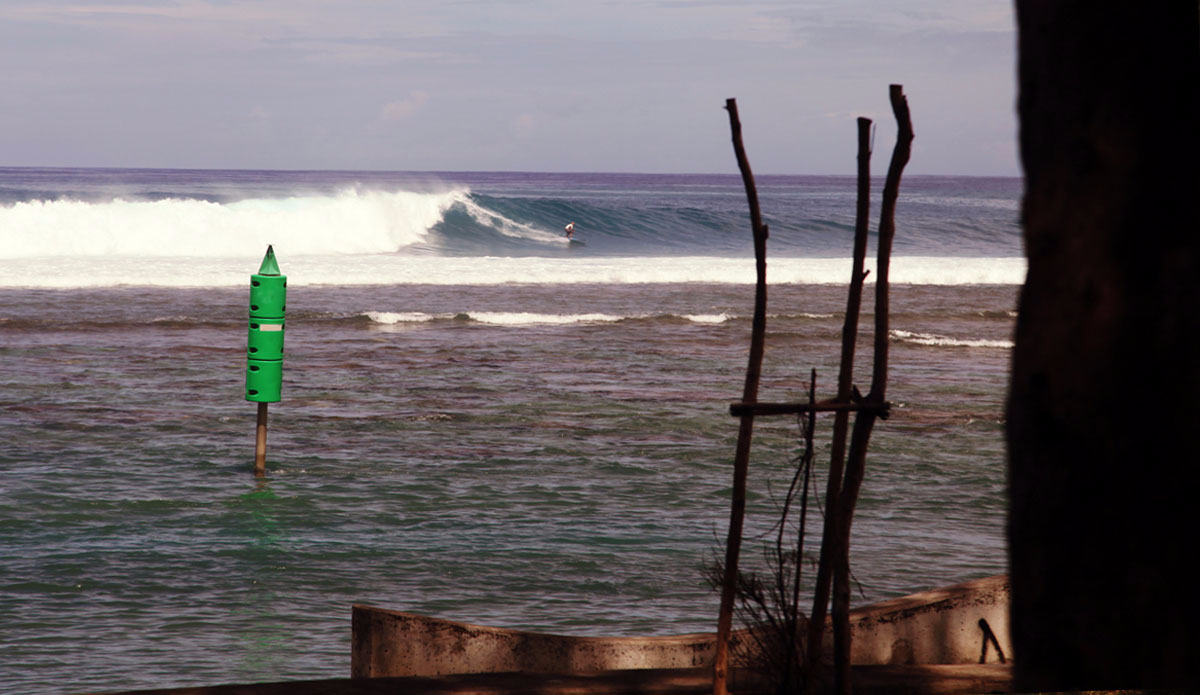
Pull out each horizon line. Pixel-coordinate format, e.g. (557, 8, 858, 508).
(0, 164, 1023, 179)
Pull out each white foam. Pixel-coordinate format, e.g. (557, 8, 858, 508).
(771, 312, 836, 319)
(683, 313, 732, 324)
(0, 255, 1028, 289)
(465, 312, 626, 325)
(365, 310, 741, 327)
(0, 188, 465, 259)
(364, 311, 436, 324)
(891, 329, 1014, 349)
(364, 311, 628, 326)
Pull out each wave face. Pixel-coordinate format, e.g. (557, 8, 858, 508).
(0, 168, 1024, 287)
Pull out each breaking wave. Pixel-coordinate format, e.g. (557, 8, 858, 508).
(0, 189, 469, 258)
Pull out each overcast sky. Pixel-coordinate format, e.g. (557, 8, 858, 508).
(0, 1, 1018, 175)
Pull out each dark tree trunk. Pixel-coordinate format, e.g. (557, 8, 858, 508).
(1009, 3, 1200, 691)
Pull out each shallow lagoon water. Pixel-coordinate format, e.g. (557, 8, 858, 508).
(0, 169, 1019, 693)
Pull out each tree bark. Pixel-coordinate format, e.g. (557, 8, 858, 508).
(1009, 4, 1200, 690)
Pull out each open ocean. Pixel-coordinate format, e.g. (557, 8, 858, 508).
(0, 168, 1022, 694)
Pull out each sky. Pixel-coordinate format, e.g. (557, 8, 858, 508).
(0, 1, 1018, 175)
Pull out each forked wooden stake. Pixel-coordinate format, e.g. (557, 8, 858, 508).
(829, 84, 912, 695)
(806, 115, 874, 681)
(713, 97, 770, 695)
(712, 86, 911, 695)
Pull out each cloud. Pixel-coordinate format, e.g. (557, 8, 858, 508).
(379, 91, 430, 121)
(0, 1, 292, 39)
(249, 105, 272, 123)
(0, 0, 1019, 174)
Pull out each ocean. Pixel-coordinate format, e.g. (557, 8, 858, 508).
(0, 168, 1022, 693)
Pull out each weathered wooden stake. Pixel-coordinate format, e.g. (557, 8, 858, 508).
(255, 401, 268, 476)
(713, 97, 770, 695)
(830, 84, 912, 695)
(713, 87, 910, 695)
(780, 367, 818, 690)
(806, 115, 874, 682)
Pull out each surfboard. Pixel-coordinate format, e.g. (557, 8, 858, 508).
(568, 239, 586, 246)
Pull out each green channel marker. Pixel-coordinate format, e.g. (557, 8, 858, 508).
(246, 245, 286, 476)
(246, 245, 286, 402)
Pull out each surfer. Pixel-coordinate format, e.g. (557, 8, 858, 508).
(564, 221, 575, 239)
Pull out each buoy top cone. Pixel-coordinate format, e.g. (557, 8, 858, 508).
(257, 245, 281, 276)
(249, 245, 286, 319)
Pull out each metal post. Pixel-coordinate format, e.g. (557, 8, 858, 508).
(255, 402, 268, 476)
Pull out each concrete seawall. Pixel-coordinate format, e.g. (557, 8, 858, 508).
(847, 574, 1009, 665)
(352, 574, 1010, 677)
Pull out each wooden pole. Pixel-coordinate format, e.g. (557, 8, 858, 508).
(830, 84, 912, 695)
(806, 116, 874, 680)
(713, 97, 770, 695)
(781, 368, 818, 690)
(867, 84, 911, 403)
(255, 401, 268, 476)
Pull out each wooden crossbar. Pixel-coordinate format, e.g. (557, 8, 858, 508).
(729, 400, 891, 418)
